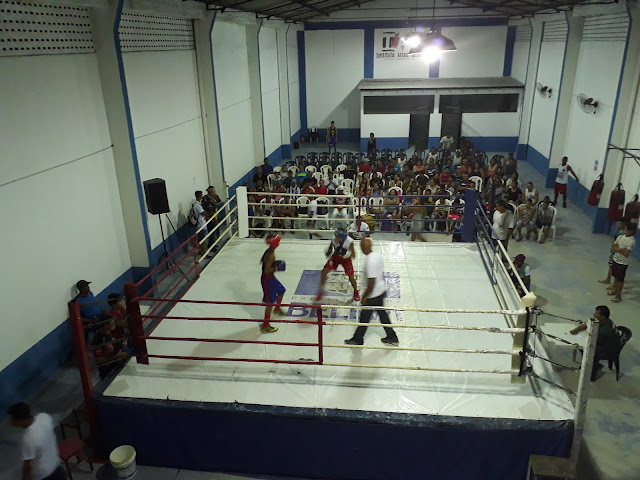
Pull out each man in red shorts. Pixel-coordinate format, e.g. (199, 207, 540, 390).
(260, 234, 286, 333)
(553, 156, 579, 208)
(315, 228, 360, 301)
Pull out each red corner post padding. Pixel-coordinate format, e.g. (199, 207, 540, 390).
(124, 282, 149, 365)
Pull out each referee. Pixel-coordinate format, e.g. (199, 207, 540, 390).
(345, 238, 399, 346)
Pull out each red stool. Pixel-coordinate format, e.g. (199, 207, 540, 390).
(58, 437, 93, 479)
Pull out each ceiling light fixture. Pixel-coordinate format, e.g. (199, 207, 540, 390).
(400, 0, 457, 61)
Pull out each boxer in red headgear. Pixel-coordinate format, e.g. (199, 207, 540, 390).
(260, 234, 286, 333)
(314, 228, 360, 302)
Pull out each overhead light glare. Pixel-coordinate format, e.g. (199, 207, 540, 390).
(422, 46, 442, 63)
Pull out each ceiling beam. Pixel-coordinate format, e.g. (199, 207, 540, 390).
(289, 0, 374, 19)
(295, 0, 331, 17)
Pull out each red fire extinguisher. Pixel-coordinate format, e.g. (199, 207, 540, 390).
(624, 194, 640, 226)
(608, 183, 626, 221)
(587, 175, 604, 206)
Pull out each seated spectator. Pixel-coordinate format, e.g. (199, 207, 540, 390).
(315, 180, 328, 197)
(344, 163, 356, 181)
(286, 179, 300, 199)
(535, 201, 554, 244)
(393, 157, 403, 173)
(91, 319, 129, 379)
(359, 159, 372, 173)
(202, 186, 223, 238)
(504, 153, 517, 178)
(486, 158, 500, 179)
(261, 158, 273, 175)
(515, 199, 536, 241)
(384, 189, 402, 231)
(283, 170, 295, 188)
(433, 194, 450, 232)
(74, 280, 110, 324)
(570, 306, 621, 381)
(445, 178, 458, 195)
(349, 216, 370, 239)
(452, 149, 463, 165)
(426, 160, 438, 177)
(106, 293, 130, 350)
(427, 147, 438, 163)
(331, 187, 349, 225)
(505, 173, 520, 189)
(506, 181, 523, 206)
(439, 169, 451, 187)
(523, 182, 539, 205)
(253, 166, 267, 186)
(538, 195, 555, 207)
(375, 159, 386, 175)
(510, 254, 531, 294)
(416, 172, 428, 189)
(413, 160, 425, 173)
(470, 162, 484, 178)
(459, 173, 474, 192)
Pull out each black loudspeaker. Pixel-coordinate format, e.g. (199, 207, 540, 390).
(143, 178, 170, 214)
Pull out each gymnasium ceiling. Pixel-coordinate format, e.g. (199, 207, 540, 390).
(190, 0, 606, 21)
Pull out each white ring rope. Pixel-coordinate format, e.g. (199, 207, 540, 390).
(324, 321, 525, 333)
(325, 343, 520, 355)
(322, 362, 518, 374)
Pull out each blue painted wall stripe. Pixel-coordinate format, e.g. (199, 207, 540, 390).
(305, 18, 508, 30)
(503, 26, 516, 77)
(297, 31, 308, 132)
(114, 0, 152, 263)
(364, 27, 374, 78)
(429, 26, 441, 79)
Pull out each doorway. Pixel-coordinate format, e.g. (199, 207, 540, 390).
(440, 107, 462, 150)
(409, 114, 430, 151)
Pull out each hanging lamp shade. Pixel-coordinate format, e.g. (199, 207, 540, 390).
(423, 32, 457, 52)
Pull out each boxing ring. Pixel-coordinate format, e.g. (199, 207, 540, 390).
(69, 188, 598, 480)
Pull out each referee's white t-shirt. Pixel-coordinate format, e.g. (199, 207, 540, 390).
(363, 251, 386, 298)
(21, 413, 60, 480)
(348, 221, 370, 239)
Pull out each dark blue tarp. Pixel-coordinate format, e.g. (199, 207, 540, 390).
(96, 394, 572, 479)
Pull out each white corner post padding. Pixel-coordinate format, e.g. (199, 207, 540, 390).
(237, 186, 249, 238)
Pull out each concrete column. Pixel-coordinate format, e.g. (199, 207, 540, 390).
(193, 11, 227, 198)
(277, 26, 292, 159)
(89, 0, 151, 270)
(247, 22, 266, 165)
(596, 4, 640, 232)
(550, 13, 585, 175)
(517, 20, 542, 161)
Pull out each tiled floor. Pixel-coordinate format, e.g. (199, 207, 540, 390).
(1, 153, 638, 480)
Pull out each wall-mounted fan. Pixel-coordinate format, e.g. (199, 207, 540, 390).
(536, 82, 552, 98)
(577, 94, 598, 114)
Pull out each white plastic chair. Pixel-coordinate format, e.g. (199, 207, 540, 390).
(320, 165, 331, 177)
(374, 171, 383, 180)
(351, 196, 367, 216)
(389, 186, 403, 196)
(273, 166, 282, 174)
(342, 178, 354, 194)
(537, 206, 557, 242)
(266, 174, 277, 190)
(368, 196, 384, 217)
(336, 164, 347, 172)
(295, 196, 309, 228)
(469, 175, 483, 192)
(305, 165, 317, 175)
(315, 196, 330, 229)
(288, 165, 298, 176)
(313, 171, 323, 184)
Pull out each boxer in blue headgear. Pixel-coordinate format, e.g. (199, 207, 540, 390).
(314, 228, 360, 302)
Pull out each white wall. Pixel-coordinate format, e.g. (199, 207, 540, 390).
(461, 112, 521, 137)
(0, 54, 130, 371)
(361, 113, 410, 138)
(212, 20, 255, 185)
(439, 26, 508, 78)
(373, 28, 432, 79)
(259, 27, 282, 158)
(528, 41, 566, 157)
(305, 29, 364, 129)
(511, 41, 530, 84)
(563, 40, 627, 186)
(287, 27, 301, 136)
(123, 49, 208, 249)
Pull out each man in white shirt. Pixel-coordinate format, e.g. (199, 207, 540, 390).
(193, 191, 210, 252)
(554, 156, 579, 208)
(324, 172, 339, 195)
(492, 200, 515, 250)
(348, 216, 370, 240)
(608, 224, 637, 303)
(345, 238, 398, 346)
(8, 403, 65, 480)
(440, 134, 454, 151)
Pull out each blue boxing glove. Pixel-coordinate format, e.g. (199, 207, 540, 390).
(274, 260, 286, 272)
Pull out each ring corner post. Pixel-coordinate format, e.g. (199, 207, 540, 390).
(68, 301, 101, 450)
(237, 186, 249, 238)
(570, 318, 599, 467)
(511, 294, 537, 384)
(316, 306, 324, 365)
(124, 282, 149, 365)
